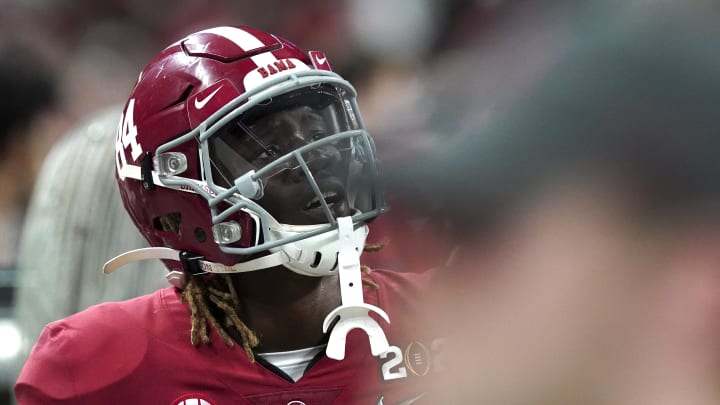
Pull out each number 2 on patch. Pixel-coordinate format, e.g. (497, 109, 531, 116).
(380, 346, 408, 381)
(119, 98, 143, 160)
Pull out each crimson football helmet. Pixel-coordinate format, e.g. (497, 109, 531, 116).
(107, 26, 386, 278)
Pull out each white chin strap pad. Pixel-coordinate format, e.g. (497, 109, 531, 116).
(267, 219, 369, 277)
(102, 246, 294, 290)
(322, 216, 390, 360)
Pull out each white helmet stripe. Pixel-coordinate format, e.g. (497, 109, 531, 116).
(194, 26, 278, 68)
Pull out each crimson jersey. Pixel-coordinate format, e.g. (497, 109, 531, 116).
(15, 270, 438, 404)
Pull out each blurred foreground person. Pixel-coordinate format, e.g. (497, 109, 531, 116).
(15, 26, 428, 404)
(394, 4, 720, 405)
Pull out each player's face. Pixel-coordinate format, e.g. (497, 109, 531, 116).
(250, 106, 351, 224)
(208, 85, 377, 225)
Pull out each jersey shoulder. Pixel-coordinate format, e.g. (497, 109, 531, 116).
(15, 287, 186, 403)
(362, 268, 434, 335)
(366, 268, 433, 291)
(364, 268, 432, 306)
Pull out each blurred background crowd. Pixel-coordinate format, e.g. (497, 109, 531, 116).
(3, 0, 720, 404)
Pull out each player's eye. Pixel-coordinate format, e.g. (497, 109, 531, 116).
(309, 129, 327, 142)
(257, 144, 280, 160)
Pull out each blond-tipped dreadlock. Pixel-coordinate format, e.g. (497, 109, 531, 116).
(363, 239, 388, 253)
(360, 239, 388, 289)
(181, 274, 259, 360)
(180, 240, 387, 361)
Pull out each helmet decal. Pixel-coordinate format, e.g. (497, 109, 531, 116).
(116, 98, 142, 180)
(308, 50, 332, 71)
(243, 58, 310, 92)
(187, 79, 241, 127)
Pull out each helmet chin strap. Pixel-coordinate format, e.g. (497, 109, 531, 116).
(322, 216, 390, 360)
(103, 246, 298, 289)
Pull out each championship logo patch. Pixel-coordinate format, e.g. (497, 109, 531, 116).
(171, 393, 217, 405)
(378, 338, 446, 381)
(404, 341, 432, 377)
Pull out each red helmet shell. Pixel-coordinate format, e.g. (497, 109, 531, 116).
(115, 26, 321, 270)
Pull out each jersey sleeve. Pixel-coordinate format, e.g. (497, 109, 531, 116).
(15, 323, 80, 404)
(367, 268, 434, 304)
(14, 298, 156, 404)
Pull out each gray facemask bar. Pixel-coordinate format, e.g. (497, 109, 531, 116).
(208, 130, 382, 255)
(155, 70, 386, 256)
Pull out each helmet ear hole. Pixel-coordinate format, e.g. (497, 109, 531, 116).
(153, 213, 182, 233)
(330, 253, 339, 272)
(194, 227, 206, 242)
(310, 252, 322, 269)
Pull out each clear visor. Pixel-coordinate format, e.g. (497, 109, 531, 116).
(208, 84, 379, 225)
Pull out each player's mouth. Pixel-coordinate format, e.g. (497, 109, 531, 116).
(302, 179, 349, 219)
(304, 191, 342, 210)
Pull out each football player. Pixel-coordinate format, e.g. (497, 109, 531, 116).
(15, 26, 431, 405)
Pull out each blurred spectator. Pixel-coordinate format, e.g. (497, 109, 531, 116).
(0, 42, 60, 405)
(0, 44, 59, 268)
(392, 1, 720, 404)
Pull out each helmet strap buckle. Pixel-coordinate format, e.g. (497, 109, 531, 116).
(141, 151, 155, 191)
(179, 250, 206, 276)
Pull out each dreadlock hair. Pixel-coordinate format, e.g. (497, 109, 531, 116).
(181, 274, 259, 360)
(362, 239, 387, 253)
(360, 238, 389, 289)
(180, 240, 387, 360)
